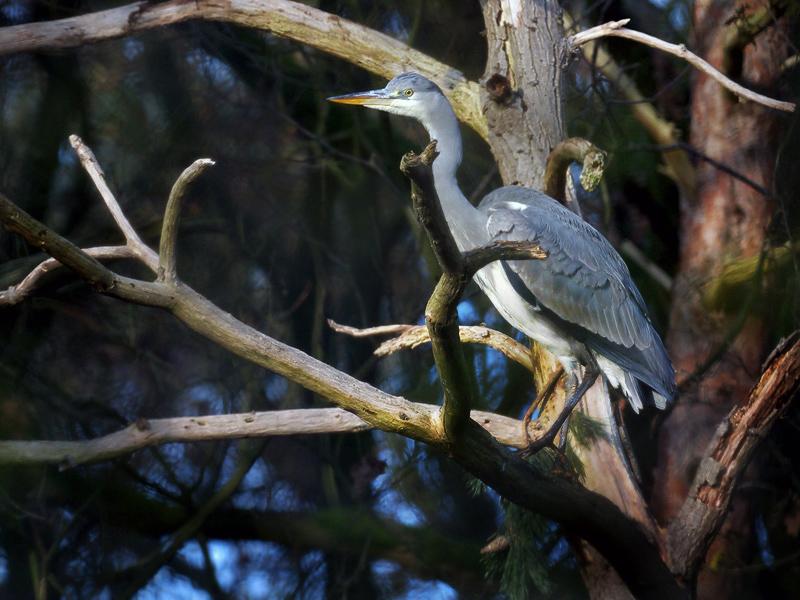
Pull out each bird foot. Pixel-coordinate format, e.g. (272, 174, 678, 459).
(519, 433, 557, 458)
(519, 436, 575, 478)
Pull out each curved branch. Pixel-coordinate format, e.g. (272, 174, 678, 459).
(158, 159, 215, 283)
(328, 320, 534, 373)
(0, 245, 132, 305)
(0, 406, 547, 467)
(563, 12, 695, 195)
(0, 0, 486, 139)
(543, 137, 607, 205)
(569, 20, 795, 113)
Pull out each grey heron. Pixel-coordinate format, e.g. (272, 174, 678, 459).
(329, 73, 676, 451)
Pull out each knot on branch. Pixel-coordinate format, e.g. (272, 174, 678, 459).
(400, 141, 439, 175)
(485, 74, 513, 104)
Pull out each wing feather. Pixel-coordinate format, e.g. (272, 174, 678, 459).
(481, 187, 676, 401)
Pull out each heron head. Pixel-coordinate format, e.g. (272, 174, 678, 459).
(327, 72, 447, 122)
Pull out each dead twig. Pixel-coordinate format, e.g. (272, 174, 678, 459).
(569, 20, 795, 112)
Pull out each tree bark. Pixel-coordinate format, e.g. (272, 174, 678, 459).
(653, 1, 788, 595)
(479, 3, 657, 597)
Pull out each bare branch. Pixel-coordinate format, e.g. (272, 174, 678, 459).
(463, 240, 547, 275)
(327, 319, 414, 338)
(0, 185, 684, 597)
(69, 135, 159, 271)
(401, 143, 474, 440)
(667, 332, 800, 579)
(1, 0, 486, 139)
(400, 142, 462, 273)
(569, 21, 795, 113)
(0, 194, 117, 294)
(329, 321, 534, 373)
(0, 405, 564, 467)
(619, 240, 673, 291)
(563, 12, 695, 195)
(399, 143, 547, 441)
(158, 159, 215, 283)
(0, 245, 131, 306)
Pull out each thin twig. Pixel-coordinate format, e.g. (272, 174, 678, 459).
(327, 319, 413, 338)
(563, 12, 696, 195)
(158, 159, 215, 283)
(329, 320, 534, 372)
(569, 21, 796, 113)
(0, 245, 132, 305)
(654, 142, 773, 198)
(620, 240, 673, 291)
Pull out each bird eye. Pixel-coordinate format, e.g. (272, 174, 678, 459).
(403, 88, 414, 97)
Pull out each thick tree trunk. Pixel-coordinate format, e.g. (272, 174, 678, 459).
(480, 0, 565, 187)
(480, 3, 657, 597)
(653, 1, 787, 595)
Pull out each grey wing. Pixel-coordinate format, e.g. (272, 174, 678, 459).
(480, 187, 676, 402)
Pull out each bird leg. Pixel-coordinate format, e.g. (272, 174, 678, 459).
(555, 372, 579, 452)
(522, 365, 600, 456)
(522, 365, 565, 446)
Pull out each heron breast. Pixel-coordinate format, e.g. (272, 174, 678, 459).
(473, 261, 576, 358)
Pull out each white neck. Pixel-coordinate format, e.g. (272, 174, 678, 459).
(420, 101, 487, 250)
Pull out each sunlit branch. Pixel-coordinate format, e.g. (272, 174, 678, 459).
(569, 20, 795, 112)
(328, 319, 534, 373)
(0, 0, 486, 139)
(0, 406, 555, 467)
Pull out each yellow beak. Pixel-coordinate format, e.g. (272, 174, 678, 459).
(327, 90, 391, 106)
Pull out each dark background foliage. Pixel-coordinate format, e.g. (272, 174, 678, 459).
(1, 0, 799, 598)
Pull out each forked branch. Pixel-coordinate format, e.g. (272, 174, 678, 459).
(0, 139, 682, 597)
(399, 142, 546, 441)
